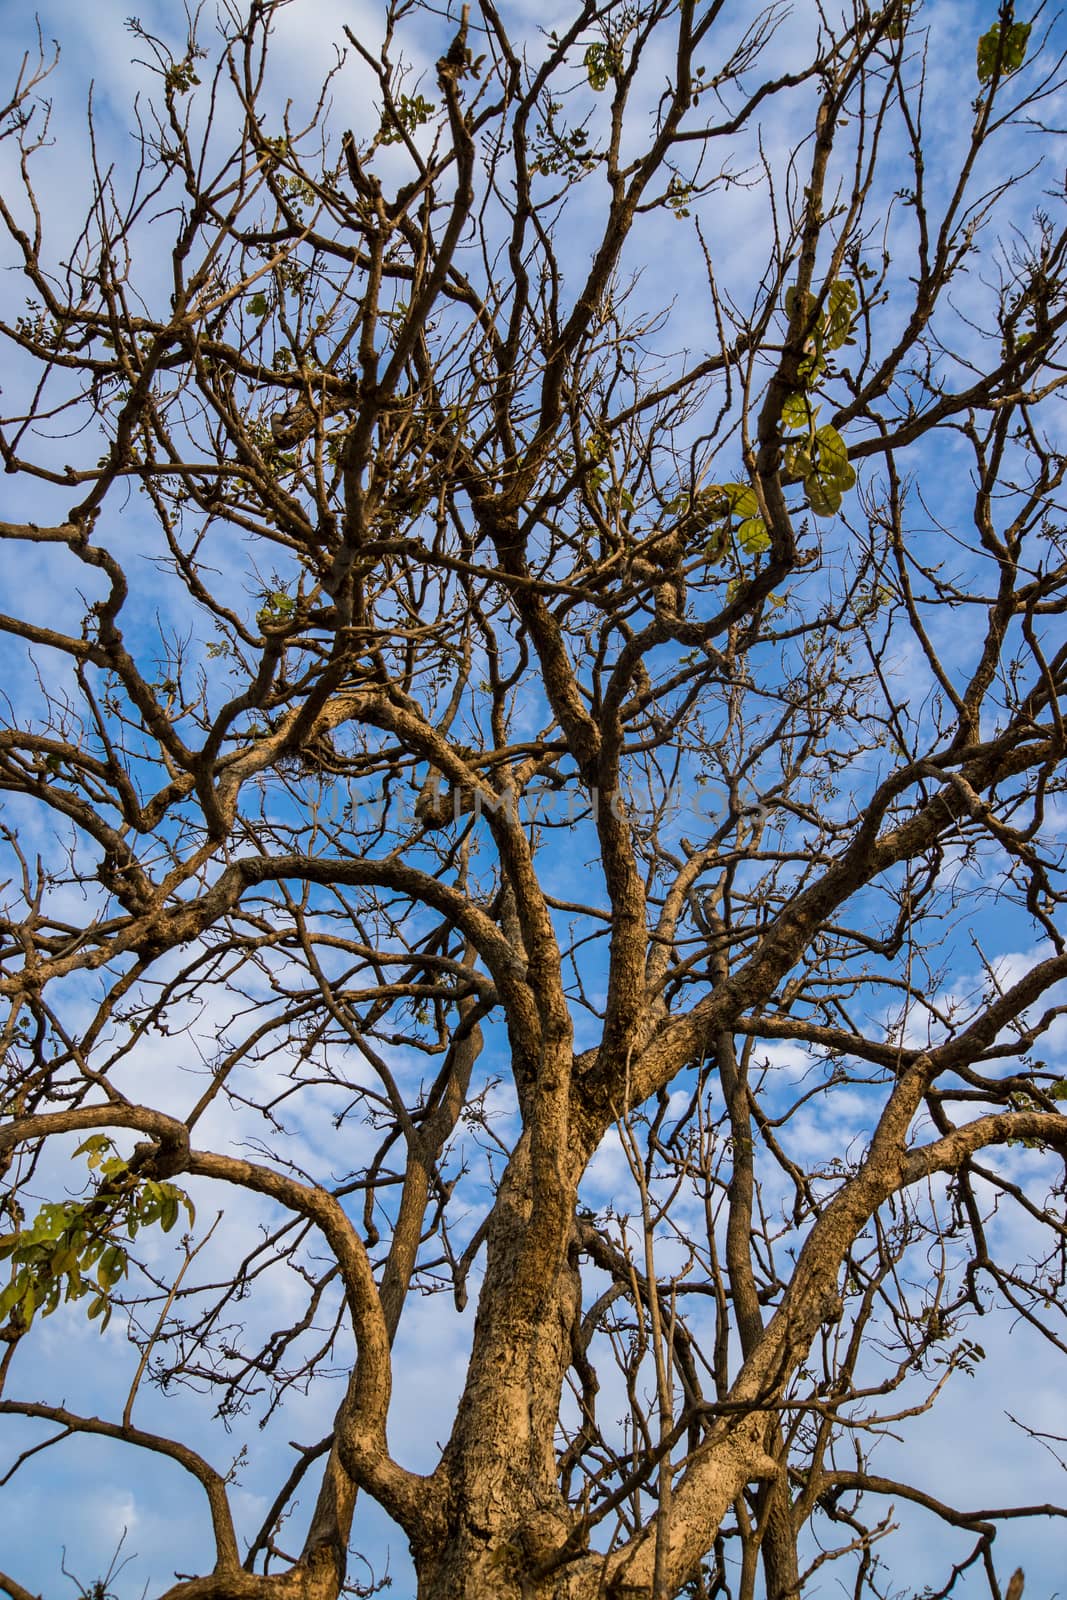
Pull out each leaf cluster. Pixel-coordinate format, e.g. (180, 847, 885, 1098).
(781, 279, 859, 517)
(0, 1136, 194, 1332)
(977, 17, 1032, 84)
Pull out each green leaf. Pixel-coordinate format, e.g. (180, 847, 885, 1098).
(51, 1246, 78, 1276)
(807, 477, 843, 517)
(379, 91, 436, 144)
(824, 279, 858, 350)
(2, 1157, 195, 1335)
(781, 392, 815, 432)
(785, 285, 816, 322)
(977, 19, 1031, 82)
(737, 517, 771, 554)
(247, 292, 269, 319)
(786, 423, 855, 518)
(723, 483, 759, 518)
(81, 1239, 105, 1269)
(0, 1277, 24, 1321)
(814, 424, 856, 491)
(97, 1246, 127, 1291)
(796, 350, 826, 390)
(165, 57, 201, 95)
(258, 587, 297, 629)
(75, 1135, 114, 1170)
(584, 42, 616, 91)
(784, 441, 813, 480)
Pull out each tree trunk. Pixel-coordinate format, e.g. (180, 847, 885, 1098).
(416, 1131, 582, 1598)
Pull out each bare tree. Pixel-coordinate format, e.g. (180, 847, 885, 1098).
(0, 2, 1066, 1597)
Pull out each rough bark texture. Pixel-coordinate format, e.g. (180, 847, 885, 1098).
(0, 3, 1066, 1599)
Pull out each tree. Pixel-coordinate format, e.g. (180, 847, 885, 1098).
(0, 0, 1066, 1596)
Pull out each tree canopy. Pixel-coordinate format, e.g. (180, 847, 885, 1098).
(1, 2, 1067, 1597)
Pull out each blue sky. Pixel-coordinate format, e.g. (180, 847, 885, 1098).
(1, 1, 1067, 1597)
